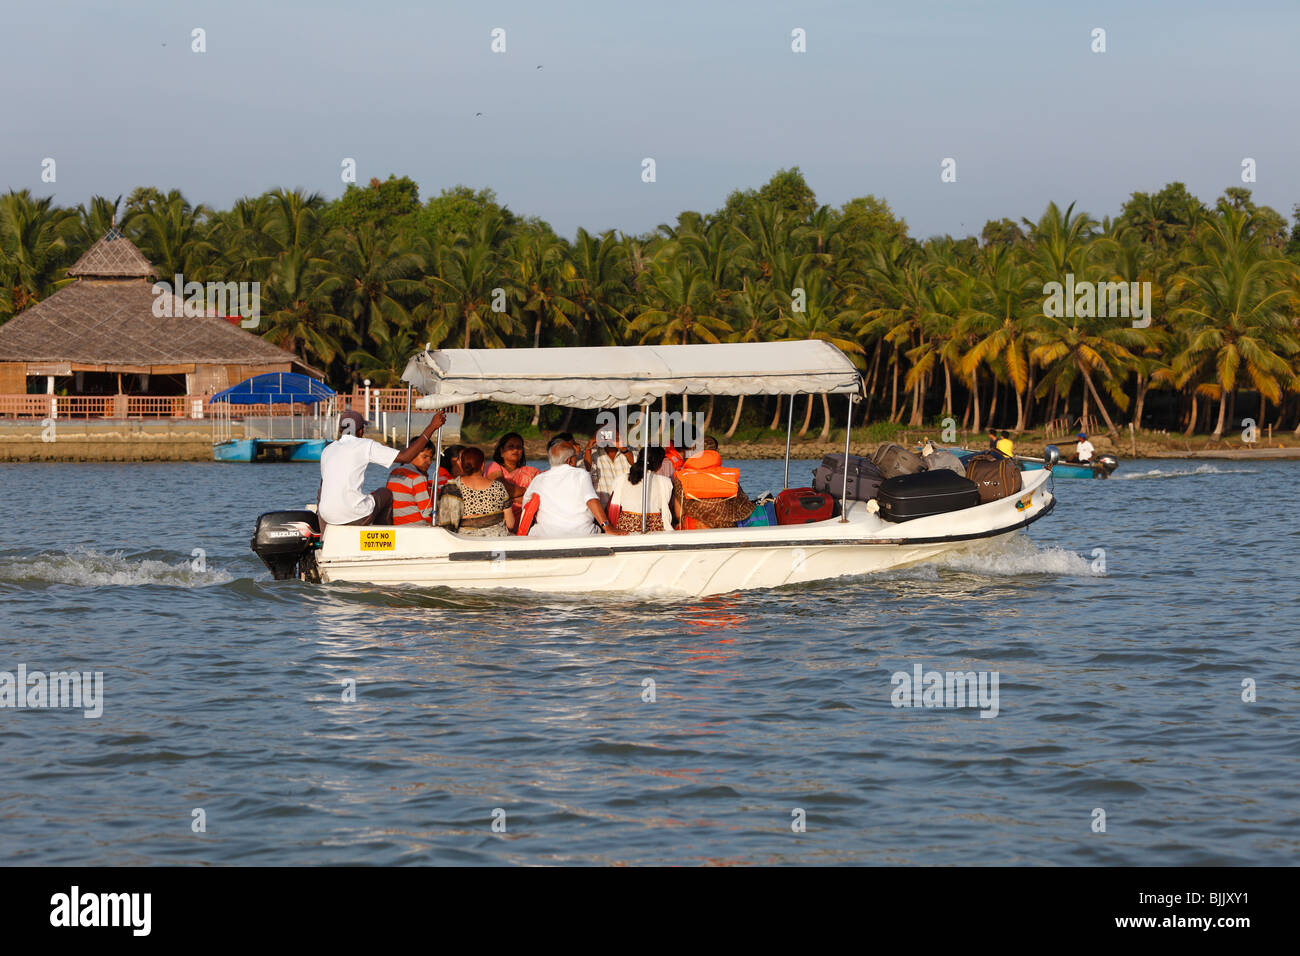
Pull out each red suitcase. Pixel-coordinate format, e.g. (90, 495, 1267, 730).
(775, 487, 837, 525)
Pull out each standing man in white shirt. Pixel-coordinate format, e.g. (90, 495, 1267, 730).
(1071, 431, 1095, 463)
(318, 408, 446, 526)
(524, 437, 625, 538)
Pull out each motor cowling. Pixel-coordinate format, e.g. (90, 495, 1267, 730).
(250, 510, 321, 580)
(1096, 454, 1119, 477)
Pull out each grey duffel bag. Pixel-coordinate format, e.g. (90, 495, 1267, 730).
(812, 453, 885, 501)
(871, 441, 927, 479)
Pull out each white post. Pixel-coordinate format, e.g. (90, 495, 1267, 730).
(640, 403, 650, 532)
(840, 395, 854, 522)
(363, 379, 371, 426)
(783, 394, 795, 490)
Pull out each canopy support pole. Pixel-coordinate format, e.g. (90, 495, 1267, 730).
(405, 384, 412, 445)
(840, 394, 855, 522)
(430, 426, 443, 520)
(641, 403, 650, 533)
(783, 394, 794, 490)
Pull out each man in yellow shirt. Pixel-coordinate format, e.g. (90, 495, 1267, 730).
(996, 430, 1015, 457)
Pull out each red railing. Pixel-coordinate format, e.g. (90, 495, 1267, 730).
(0, 390, 421, 421)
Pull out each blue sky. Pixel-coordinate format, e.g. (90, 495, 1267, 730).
(4, 0, 1298, 239)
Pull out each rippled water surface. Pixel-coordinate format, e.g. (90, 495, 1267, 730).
(1, 457, 1296, 865)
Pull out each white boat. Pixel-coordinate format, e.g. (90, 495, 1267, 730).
(250, 341, 1056, 597)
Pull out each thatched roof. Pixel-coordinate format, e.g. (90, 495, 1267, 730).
(67, 228, 156, 279)
(0, 230, 321, 376)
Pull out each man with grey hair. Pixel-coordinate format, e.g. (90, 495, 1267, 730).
(521, 436, 625, 537)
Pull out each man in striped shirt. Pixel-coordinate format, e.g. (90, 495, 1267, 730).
(386, 446, 436, 525)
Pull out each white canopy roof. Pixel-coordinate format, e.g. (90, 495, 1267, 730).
(402, 340, 863, 409)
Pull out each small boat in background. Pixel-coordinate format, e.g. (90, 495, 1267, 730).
(948, 446, 1119, 479)
(210, 372, 336, 463)
(1018, 453, 1119, 479)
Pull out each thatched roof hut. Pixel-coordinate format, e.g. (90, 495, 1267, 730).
(0, 229, 320, 398)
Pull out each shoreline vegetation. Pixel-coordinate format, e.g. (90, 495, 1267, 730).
(2, 418, 1294, 462)
(4, 168, 1300, 451)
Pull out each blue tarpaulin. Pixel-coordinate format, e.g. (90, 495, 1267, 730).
(209, 373, 334, 405)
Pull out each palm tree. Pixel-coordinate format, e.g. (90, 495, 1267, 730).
(261, 246, 348, 366)
(0, 190, 79, 318)
(124, 189, 216, 279)
(1169, 207, 1299, 437)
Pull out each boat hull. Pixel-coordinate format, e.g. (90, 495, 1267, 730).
(313, 470, 1055, 597)
(1018, 459, 1104, 479)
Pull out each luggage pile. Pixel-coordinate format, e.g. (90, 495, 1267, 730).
(800, 442, 1023, 524)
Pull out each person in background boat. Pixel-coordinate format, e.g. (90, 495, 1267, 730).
(318, 409, 446, 526)
(444, 447, 515, 536)
(987, 429, 1000, 451)
(1069, 432, 1095, 463)
(997, 430, 1015, 457)
(672, 435, 755, 529)
(610, 446, 678, 533)
(584, 427, 633, 509)
(386, 445, 435, 525)
(523, 436, 625, 537)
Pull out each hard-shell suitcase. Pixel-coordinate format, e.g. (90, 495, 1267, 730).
(963, 452, 1023, 503)
(775, 487, 837, 525)
(871, 441, 927, 479)
(812, 453, 885, 501)
(876, 470, 982, 523)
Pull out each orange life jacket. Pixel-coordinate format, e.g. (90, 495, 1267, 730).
(677, 450, 740, 500)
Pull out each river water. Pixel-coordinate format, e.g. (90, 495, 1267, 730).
(0, 457, 1295, 865)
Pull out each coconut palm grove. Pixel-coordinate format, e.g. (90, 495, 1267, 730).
(3, 168, 1299, 441)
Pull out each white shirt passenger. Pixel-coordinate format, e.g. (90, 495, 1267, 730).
(318, 435, 399, 524)
(610, 473, 674, 530)
(523, 463, 601, 538)
(1076, 439, 1095, 463)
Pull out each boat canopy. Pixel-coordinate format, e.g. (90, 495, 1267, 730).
(402, 340, 863, 409)
(210, 372, 335, 405)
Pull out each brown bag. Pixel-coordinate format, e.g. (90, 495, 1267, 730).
(964, 452, 1022, 503)
(871, 442, 927, 479)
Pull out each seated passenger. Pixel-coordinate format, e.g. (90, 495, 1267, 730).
(387, 445, 435, 525)
(610, 447, 678, 533)
(523, 437, 624, 538)
(445, 446, 515, 537)
(436, 443, 465, 492)
(671, 435, 754, 529)
(583, 428, 633, 509)
(487, 432, 540, 488)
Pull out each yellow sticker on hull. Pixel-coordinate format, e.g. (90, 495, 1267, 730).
(360, 529, 396, 551)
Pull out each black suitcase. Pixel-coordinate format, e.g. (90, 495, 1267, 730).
(876, 470, 982, 523)
(812, 453, 885, 502)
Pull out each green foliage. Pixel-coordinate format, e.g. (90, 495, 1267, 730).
(4, 173, 1300, 437)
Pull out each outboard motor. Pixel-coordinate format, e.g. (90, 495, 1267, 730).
(1043, 444, 1061, 470)
(250, 510, 322, 581)
(1096, 454, 1119, 478)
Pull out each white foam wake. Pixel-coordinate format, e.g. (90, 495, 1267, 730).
(931, 535, 1105, 577)
(1114, 463, 1253, 480)
(0, 547, 234, 587)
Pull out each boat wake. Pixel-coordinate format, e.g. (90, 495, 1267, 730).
(0, 547, 234, 588)
(1114, 464, 1254, 481)
(871, 534, 1105, 582)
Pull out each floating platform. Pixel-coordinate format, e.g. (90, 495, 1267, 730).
(214, 439, 326, 462)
